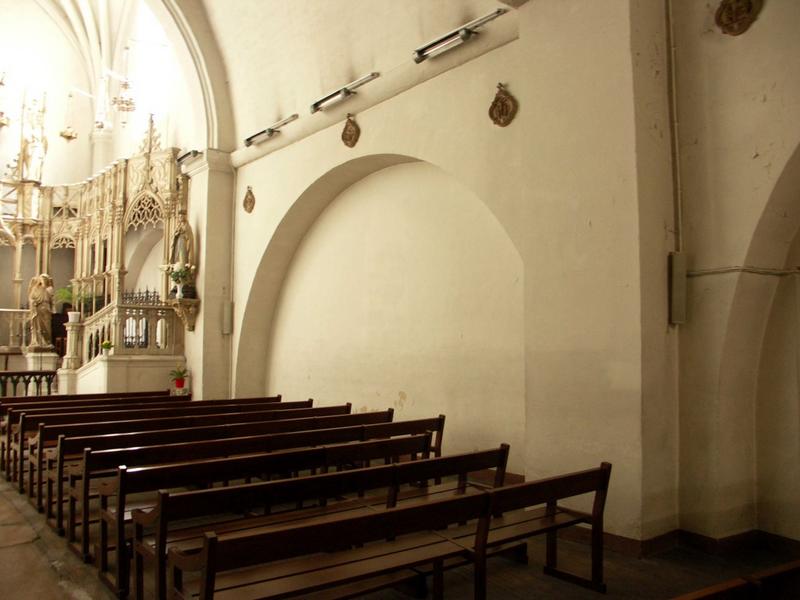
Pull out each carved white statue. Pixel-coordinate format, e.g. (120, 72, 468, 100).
(20, 97, 48, 183)
(28, 273, 54, 350)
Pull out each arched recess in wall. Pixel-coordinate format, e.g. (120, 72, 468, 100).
(742, 141, 800, 541)
(238, 156, 525, 470)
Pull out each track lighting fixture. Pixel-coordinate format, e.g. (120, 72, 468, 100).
(310, 72, 380, 114)
(177, 150, 201, 165)
(413, 8, 508, 64)
(244, 113, 299, 147)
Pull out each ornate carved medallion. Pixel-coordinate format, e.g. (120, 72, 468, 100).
(715, 0, 763, 36)
(243, 186, 255, 213)
(488, 83, 518, 127)
(341, 114, 360, 148)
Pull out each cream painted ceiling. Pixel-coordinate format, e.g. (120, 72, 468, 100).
(201, 0, 510, 143)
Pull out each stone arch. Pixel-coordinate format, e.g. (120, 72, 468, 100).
(702, 140, 800, 535)
(235, 153, 523, 397)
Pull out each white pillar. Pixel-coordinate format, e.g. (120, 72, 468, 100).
(183, 149, 234, 399)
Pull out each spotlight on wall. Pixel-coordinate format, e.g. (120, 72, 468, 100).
(413, 8, 508, 64)
(310, 72, 380, 114)
(177, 150, 201, 166)
(244, 113, 299, 147)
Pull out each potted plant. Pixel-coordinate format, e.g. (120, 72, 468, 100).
(55, 287, 82, 322)
(170, 366, 189, 389)
(100, 340, 113, 356)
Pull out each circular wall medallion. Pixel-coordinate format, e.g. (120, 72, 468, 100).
(243, 186, 255, 213)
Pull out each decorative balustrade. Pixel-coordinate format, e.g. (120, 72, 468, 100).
(0, 309, 29, 350)
(0, 370, 57, 397)
(76, 295, 183, 365)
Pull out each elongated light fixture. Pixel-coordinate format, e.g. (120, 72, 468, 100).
(244, 113, 299, 147)
(310, 72, 380, 114)
(413, 8, 508, 64)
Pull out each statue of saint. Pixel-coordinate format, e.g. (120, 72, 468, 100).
(20, 97, 48, 183)
(28, 274, 55, 350)
(168, 209, 197, 298)
(170, 209, 195, 268)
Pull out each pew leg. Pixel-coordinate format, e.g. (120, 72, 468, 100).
(474, 556, 487, 600)
(99, 515, 109, 573)
(46, 476, 54, 519)
(591, 520, 605, 592)
(67, 494, 76, 543)
(81, 495, 91, 561)
(134, 549, 144, 600)
(432, 559, 444, 600)
(545, 529, 558, 571)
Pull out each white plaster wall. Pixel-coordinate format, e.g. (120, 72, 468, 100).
(231, 5, 651, 539)
(755, 233, 800, 540)
(266, 162, 526, 471)
(0, 0, 93, 184)
(675, 0, 800, 538)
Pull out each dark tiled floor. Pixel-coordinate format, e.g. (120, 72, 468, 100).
(1, 476, 797, 599)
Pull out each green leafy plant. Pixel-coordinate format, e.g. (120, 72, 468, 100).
(54, 286, 87, 308)
(100, 340, 113, 350)
(169, 366, 188, 381)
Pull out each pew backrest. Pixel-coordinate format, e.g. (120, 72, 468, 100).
(105, 433, 433, 498)
(81, 417, 444, 473)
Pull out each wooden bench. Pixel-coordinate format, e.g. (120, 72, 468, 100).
(45, 408, 388, 535)
(9, 399, 316, 488)
(0, 393, 183, 471)
(0, 390, 171, 413)
(673, 558, 800, 599)
(166, 462, 611, 600)
(95, 434, 433, 597)
(25, 397, 282, 505)
(70, 419, 438, 571)
(134, 444, 505, 600)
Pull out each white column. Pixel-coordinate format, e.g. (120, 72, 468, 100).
(183, 149, 234, 399)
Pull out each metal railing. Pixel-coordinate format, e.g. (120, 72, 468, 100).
(0, 370, 57, 397)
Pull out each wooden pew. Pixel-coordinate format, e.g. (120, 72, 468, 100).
(9, 399, 311, 487)
(0, 390, 171, 412)
(471, 462, 612, 596)
(46, 407, 385, 535)
(25, 397, 282, 501)
(134, 444, 505, 600)
(673, 559, 800, 599)
(672, 579, 755, 599)
(0, 393, 185, 471)
(168, 487, 486, 600)
(69, 416, 443, 536)
(95, 435, 433, 597)
(70, 417, 442, 591)
(748, 559, 800, 598)
(166, 462, 611, 600)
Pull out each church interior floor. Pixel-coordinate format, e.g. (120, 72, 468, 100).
(1, 477, 797, 600)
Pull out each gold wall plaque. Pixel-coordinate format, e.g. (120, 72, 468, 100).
(715, 0, 763, 36)
(341, 114, 361, 148)
(243, 186, 255, 213)
(489, 83, 518, 127)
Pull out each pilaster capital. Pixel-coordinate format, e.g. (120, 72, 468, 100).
(183, 148, 233, 178)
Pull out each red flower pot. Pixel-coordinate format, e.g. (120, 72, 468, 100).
(174, 378, 185, 389)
